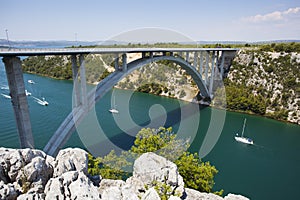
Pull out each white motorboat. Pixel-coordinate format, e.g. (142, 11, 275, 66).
(109, 108, 119, 114)
(234, 118, 254, 145)
(25, 90, 31, 96)
(109, 94, 119, 114)
(33, 96, 49, 106)
(28, 80, 35, 84)
(1, 93, 11, 99)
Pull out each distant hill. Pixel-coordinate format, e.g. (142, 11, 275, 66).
(0, 39, 299, 48)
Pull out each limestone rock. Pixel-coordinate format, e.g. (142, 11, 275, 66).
(0, 148, 52, 185)
(134, 152, 177, 185)
(98, 179, 125, 195)
(169, 195, 182, 200)
(53, 148, 88, 177)
(0, 180, 18, 200)
(17, 192, 45, 200)
(21, 156, 53, 186)
(98, 179, 139, 200)
(0, 148, 23, 183)
(184, 188, 223, 200)
(141, 187, 160, 200)
(133, 152, 185, 197)
(125, 176, 146, 195)
(224, 193, 250, 200)
(44, 171, 100, 200)
(120, 183, 140, 200)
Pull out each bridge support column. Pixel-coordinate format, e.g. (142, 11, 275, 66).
(114, 54, 119, 71)
(71, 55, 81, 107)
(209, 51, 216, 97)
(205, 52, 209, 85)
(199, 51, 203, 75)
(193, 52, 198, 68)
(122, 54, 127, 71)
(3, 56, 34, 148)
(79, 55, 87, 108)
(186, 52, 189, 62)
(219, 51, 225, 79)
(142, 52, 146, 58)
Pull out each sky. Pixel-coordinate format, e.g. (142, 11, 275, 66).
(0, 0, 300, 42)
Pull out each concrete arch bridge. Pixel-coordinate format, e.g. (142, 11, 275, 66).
(0, 47, 237, 155)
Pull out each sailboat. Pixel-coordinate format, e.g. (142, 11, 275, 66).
(234, 118, 254, 145)
(109, 94, 119, 114)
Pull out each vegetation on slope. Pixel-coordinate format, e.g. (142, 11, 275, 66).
(223, 43, 300, 123)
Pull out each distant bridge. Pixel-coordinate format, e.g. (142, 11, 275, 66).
(0, 47, 237, 156)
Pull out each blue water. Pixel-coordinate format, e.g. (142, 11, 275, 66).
(0, 60, 299, 199)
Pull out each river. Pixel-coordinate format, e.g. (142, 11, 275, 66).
(0, 61, 299, 200)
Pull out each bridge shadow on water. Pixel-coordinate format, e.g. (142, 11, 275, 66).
(86, 102, 210, 157)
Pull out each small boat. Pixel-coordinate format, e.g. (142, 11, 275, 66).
(109, 94, 119, 114)
(234, 118, 254, 145)
(25, 90, 31, 96)
(33, 96, 48, 106)
(0, 85, 9, 90)
(1, 93, 11, 99)
(28, 80, 35, 84)
(109, 108, 119, 114)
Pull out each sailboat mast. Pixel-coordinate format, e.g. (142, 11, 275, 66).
(242, 118, 246, 137)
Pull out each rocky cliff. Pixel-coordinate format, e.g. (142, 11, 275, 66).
(0, 147, 249, 200)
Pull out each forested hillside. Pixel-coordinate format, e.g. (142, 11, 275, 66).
(225, 43, 300, 124)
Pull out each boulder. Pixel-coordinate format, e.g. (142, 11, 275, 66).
(125, 176, 146, 195)
(141, 187, 160, 200)
(224, 193, 250, 200)
(17, 192, 45, 200)
(52, 148, 88, 177)
(0, 180, 18, 200)
(0, 148, 23, 183)
(133, 152, 185, 197)
(44, 171, 100, 200)
(184, 188, 223, 200)
(120, 183, 140, 200)
(169, 196, 182, 200)
(20, 156, 53, 186)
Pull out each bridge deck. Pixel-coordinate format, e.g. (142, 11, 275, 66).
(0, 47, 238, 56)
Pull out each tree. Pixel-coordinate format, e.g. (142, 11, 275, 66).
(88, 127, 222, 195)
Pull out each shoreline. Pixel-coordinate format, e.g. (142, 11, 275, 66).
(23, 71, 299, 126)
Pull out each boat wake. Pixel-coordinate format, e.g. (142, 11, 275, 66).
(1, 93, 11, 99)
(32, 96, 49, 106)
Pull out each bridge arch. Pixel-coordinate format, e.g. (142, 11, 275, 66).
(44, 54, 210, 156)
(92, 55, 209, 104)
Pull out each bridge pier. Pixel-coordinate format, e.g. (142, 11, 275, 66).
(205, 52, 209, 85)
(122, 54, 127, 71)
(79, 55, 88, 108)
(3, 56, 34, 148)
(186, 52, 189, 62)
(199, 51, 203, 75)
(193, 52, 198, 68)
(114, 54, 119, 71)
(71, 55, 81, 107)
(209, 51, 216, 97)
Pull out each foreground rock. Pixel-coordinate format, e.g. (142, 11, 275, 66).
(0, 147, 249, 200)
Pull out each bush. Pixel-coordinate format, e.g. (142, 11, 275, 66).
(88, 127, 222, 194)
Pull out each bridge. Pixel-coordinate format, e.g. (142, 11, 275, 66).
(0, 47, 238, 156)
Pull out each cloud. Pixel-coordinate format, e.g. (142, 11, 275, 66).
(242, 7, 300, 23)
